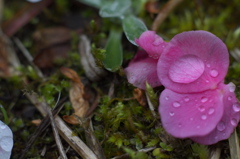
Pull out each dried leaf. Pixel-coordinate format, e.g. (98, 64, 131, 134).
(33, 27, 78, 49)
(133, 88, 146, 106)
(62, 115, 79, 125)
(61, 67, 89, 124)
(31, 119, 42, 126)
(0, 30, 20, 78)
(79, 35, 107, 81)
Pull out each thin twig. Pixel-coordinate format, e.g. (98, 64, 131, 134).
(13, 37, 44, 78)
(19, 96, 68, 159)
(44, 92, 67, 159)
(26, 93, 98, 159)
(151, 0, 184, 31)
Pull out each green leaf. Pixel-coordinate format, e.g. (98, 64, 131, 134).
(103, 29, 123, 72)
(122, 15, 148, 46)
(99, 0, 131, 18)
(76, 0, 101, 8)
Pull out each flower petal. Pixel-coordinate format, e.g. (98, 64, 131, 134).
(135, 31, 168, 59)
(158, 30, 229, 93)
(190, 82, 240, 145)
(159, 87, 224, 138)
(124, 50, 161, 89)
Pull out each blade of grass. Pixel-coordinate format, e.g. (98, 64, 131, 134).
(229, 129, 240, 159)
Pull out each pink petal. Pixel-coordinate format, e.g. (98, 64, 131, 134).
(190, 82, 240, 145)
(158, 30, 229, 93)
(135, 31, 168, 59)
(124, 50, 161, 90)
(159, 87, 224, 138)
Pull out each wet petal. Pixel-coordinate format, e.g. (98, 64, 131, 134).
(190, 82, 240, 145)
(135, 31, 168, 59)
(158, 30, 229, 93)
(159, 88, 224, 138)
(124, 50, 161, 89)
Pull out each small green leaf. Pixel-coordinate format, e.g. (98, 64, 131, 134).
(103, 29, 123, 72)
(122, 15, 148, 46)
(99, 0, 131, 18)
(146, 82, 158, 108)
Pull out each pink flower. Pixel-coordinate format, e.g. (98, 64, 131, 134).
(124, 30, 240, 145)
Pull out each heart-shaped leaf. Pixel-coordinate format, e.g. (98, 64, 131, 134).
(122, 15, 148, 46)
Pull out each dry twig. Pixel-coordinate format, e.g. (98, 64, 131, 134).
(151, 0, 184, 31)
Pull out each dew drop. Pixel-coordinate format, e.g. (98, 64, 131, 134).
(152, 54, 159, 59)
(198, 105, 205, 112)
(206, 80, 209, 83)
(228, 96, 232, 101)
(184, 97, 189, 102)
(152, 37, 162, 46)
(208, 108, 215, 115)
(233, 103, 240, 112)
(190, 118, 193, 121)
(206, 64, 211, 68)
(197, 126, 200, 129)
(201, 115, 207, 120)
(210, 69, 219, 77)
(173, 102, 181, 108)
(217, 122, 225, 131)
(165, 96, 169, 100)
(201, 97, 208, 103)
(229, 85, 236, 92)
(169, 112, 175, 116)
(231, 118, 238, 126)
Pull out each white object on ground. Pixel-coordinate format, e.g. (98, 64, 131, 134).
(0, 120, 13, 159)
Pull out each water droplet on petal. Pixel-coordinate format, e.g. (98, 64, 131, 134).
(198, 105, 205, 112)
(173, 102, 181, 108)
(228, 96, 232, 101)
(206, 64, 211, 68)
(197, 126, 200, 129)
(205, 80, 209, 83)
(178, 123, 182, 127)
(152, 54, 159, 59)
(217, 122, 225, 131)
(165, 96, 169, 100)
(169, 112, 175, 116)
(210, 69, 219, 77)
(233, 103, 240, 112)
(152, 36, 162, 46)
(231, 118, 238, 126)
(190, 118, 193, 121)
(208, 108, 215, 115)
(201, 97, 208, 103)
(201, 115, 207, 120)
(229, 85, 236, 92)
(184, 97, 189, 102)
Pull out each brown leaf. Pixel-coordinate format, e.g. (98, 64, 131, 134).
(133, 88, 146, 106)
(33, 44, 70, 68)
(33, 27, 77, 50)
(62, 115, 79, 125)
(31, 119, 42, 126)
(61, 67, 89, 124)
